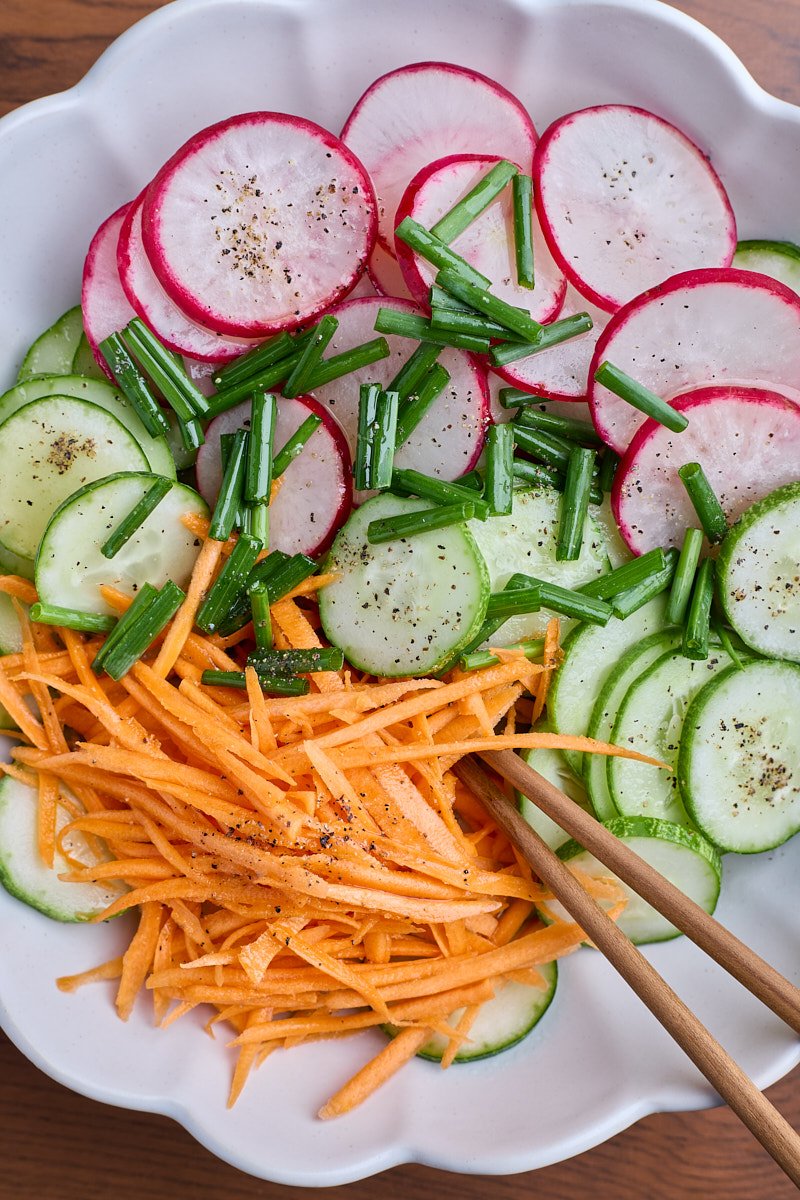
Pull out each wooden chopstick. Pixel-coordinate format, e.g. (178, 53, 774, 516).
(483, 748, 800, 1035)
(455, 756, 800, 1187)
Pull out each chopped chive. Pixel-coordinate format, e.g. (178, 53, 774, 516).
(512, 174, 535, 289)
(677, 462, 728, 542)
(282, 315, 339, 398)
(394, 217, 491, 288)
(508, 575, 612, 625)
(456, 469, 484, 492)
(598, 449, 620, 493)
(249, 503, 270, 546)
(200, 669, 310, 696)
(100, 478, 173, 560)
(246, 647, 345, 674)
(214, 549, 294, 636)
(366, 502, 475, 544)
(374, 308, 490, 354)
(212, 331, 297, 389)
(98, 333, 170, 438)
(512, 458, 566, 493)
(461, 636, 545, 672)
(431, 160, 518, 243)
(428, 285, 474, 314)
(206, 351, 303, 417)
(516, 408, 603, 446)
(498, 387, 543, 410)
(354, 384, 398, 490)
(99, 581, 185, 681)
(302, 337, 392, 391)
(713, 620, 746, 670)
(196, 533, 263, 633)
(485, 424, 514, 516)
(390, 468, 490, 518)
(249, 582, 272, 652)
(272, 414, 322, 478)
(220, 432, 246, 531)
(386, 341, 443, 402)
(91, 583, 159, 675)
(683, 558, 715, 660)
(245, 391, 277, 504)
(450, 576, 534, 665)
(256, 553, 317, 603)
(30, 603, 117, 634)
(436, 269, 542, 343)
(666, 527, 704, 625)
(430, 306, 521, 342)
(485, 584, 542, 621)
(395, 364, 450, 447)
(210, 428, 249, 541)
(123, 318, 210, 417)
(611, 547, 679, 619)
(581, 548, 668, 600)
(594, 361, 689, 433)
(557, 447, 596, 561)
(490, 313, 594, 367)
(512, 422, 572, 472)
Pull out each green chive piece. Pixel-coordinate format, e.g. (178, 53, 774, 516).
(460, 636, 546, 672)
(456, 469, 484, 492)
(557, 447, 596, 561)
(611, 547, 679, 619)
(390, 468, 490, 519)
(678, 462, 728, 542)
(99, 581, 185, 681)
(354, 384, 399, 490)
(245, 392, 277, 504)
(91, 583, 159, 675)
(598, 449, 620, 493)
(201, 669, 310, 696)
(713, 620, 746, 670)
(249, 582, 272, 652)
(430, 306, 520, 342)
(436, 268, 543, 343)
(395, 365, 450, 447)
(256, 553, 316, 603)
(485, 584, 542, 621)
(246, 647, 345, 674)
(497, 387, 546, 410)
(214, 549, 295, 636)
(428, 285, 474, 314)
(30, 603, 117, 634)
(450, 576, 533, 666)
(431, 160, 518, 243)
(272, 414, 322, 478)
(516, 408, 603, 447)
(508, 575, 612, 625)
(490, 313, 594, 367)
(581, 548, 668, 600)
(200, 670, 249, 689)
(512, 174, 535, 289)
(196, 533, 263, 633)
(123, 318, 210, 417)
(212, 332, 297, 390)
(683, 558, 715, 660)
(210, 428, 249, 540)
(220, 432, 246, 531)
(485, 424, 514, 516)
(374, 308, 491, 354)
(98, 333, 170, 438)
(666, 528, 704, 625)
(394, 217, 491, 288)
(282, 315, 339, 398)
(100, 478, 173, 560)
(366, 502, 475, 544)
(249, 502, 270, 547)
(512, 458, 566, 493)
(303, 337, 392, 391)
(386, 341, 443, 402)
(207, 351, 303, 417)
(512, 422, 572, 472)
(594, 361, 689, 433)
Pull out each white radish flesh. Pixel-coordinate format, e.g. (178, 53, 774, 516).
(367, 242, 412, 300)
(81, 203, 137, 380)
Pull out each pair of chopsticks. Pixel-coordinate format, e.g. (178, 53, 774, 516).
(455, 750, 800, 1186)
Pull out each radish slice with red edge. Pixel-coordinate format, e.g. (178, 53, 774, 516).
(196, 395, 352, 558)
(534, 105, 736, 312)
(308, 296, 489, 484)
(81, 203, 138, 380)
(368, 242, 412, 300)
(612, 386, 800, 554)
(395, 154, 565, 324)
(141, 112, 378, 338)
(181, 357, 220, 397)
(118, 197, 262, 362)
(341, 62, 537, 253)
(590, 268, 800, 454)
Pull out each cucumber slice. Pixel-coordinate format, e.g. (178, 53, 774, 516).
(548, 594, 668, 774)
(37, 472, 208, 616)
(678, 660, 800, 853)
(0, 775, 126, 921)
(717, 481, 800, 663)
(467, 488, 609, 645)
(0, 373, 175, 479)
(589, 493, 632, 569)
(608, 646, 736, 825)
(732, 239, 800, 296)
(0, 594, 24, 730)
(518, 732, 590, 851)
(72, 332, 111, 382)
(584, 629, 683, 820)
(0, 397, 150, 560)
(0, 540, 34, 582)
(17, 306, 84, 383)
(319, 493, 488, 677)
(555, 817, 721, 944)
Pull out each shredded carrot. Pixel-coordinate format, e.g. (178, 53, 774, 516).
(318, 1026, 431, 1119)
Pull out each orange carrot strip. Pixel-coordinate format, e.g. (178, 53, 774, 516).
(116, 902, 164, 1021)
(318, 1026, 431, 1119)
(152, 536, 223, 678)
(0, 664, 48, 749)
(36, 771, 59, 868)
(56, 957, 124, 993)
(331, 733, 670, 771)
(0, 575, 38, 603)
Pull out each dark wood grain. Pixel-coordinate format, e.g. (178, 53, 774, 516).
(1, 2, 799, 1197)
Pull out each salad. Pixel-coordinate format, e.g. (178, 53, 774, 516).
(0, 59, 798, 1118)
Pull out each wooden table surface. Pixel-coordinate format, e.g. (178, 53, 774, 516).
(1, 1, 799, 1196)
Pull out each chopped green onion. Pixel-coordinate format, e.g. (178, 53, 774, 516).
(196, 533, 263, 633)
(249, 581, 272, 651)
(436, 268, 542, 343)
(272, 414, 322, 478)
(220, 432, 247, 531)
(512, 174, 535, 289)
(366, 501, 475, 544)
(200, 669, 310, 695)
(354, 384, 398, 490)
(461, 636, 545, 672)
(598, 449, 620, 493)
(100, 477, 173, 560)
(122, 318, 210, 417)
(594, 361, 689, 433)
(430, 306, 519, 342)
(611, 547, 679, 619)
(374, 308, 490, 354)
(30, 603, 117, 634)
(246, 647, 344, 674)
(394, 217, 491, 288)
(207, 352, 303, 417)
(581, 548, 668, 599)
(98, 333, 170, 438)
(386, 341, 443, 402)
(390, 468, 490, 518)
(713, 620, 746, 670)
(516, 408, 603, 446)
(245, 391, 277, 504)
(282, 315, 339, 398)
(509, 575, 612, 625)
(212, 331, 297, 390)
(497, 387, 546, 410)
(456, 469, 484, 492)
(431, 160, 518, 243)
(557, 447, 596, 561)
(91, 584, 158, 674)
(485, 424, 514, 516)
(249, 503, 269, 546)
(209, 428, 249, 541)
(98, 580, 185, 681)
(303, 337, 392, 391)
(666, 527, 704, 625)
(512, 422, 572, 472)
(395, 365, 450, 447)
(511, 458, 566, 493)
(491, 313, 594, 367)
(214, 549, 294, 636)
(683, 558, 715, 660)
(428, 285, 474, 313)
(485, 584, 542, 621)
(255, 553, 317, 604)
(677, 462, 728, 542)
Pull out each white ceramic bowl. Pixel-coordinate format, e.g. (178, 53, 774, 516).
(1, 0, 798, 1185)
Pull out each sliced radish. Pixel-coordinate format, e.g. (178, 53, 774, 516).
(346, 270, 378, 300)
(494, 284, 609, 401)
(534, 105, 736, 312)
(367, 242, 412, 300)
(117, 197, 262, 362)
(308, 296, 488, 481)
(341, 62, 537, 252)
(612, 386, 800, 554)
(589, 269, 800, 453)
(181, 356, 220, 397)
(141, 112, 378, 338)
(395, 154, 565, 324)
(196, 395, 351, 558)
(81, 203, 137, 380)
